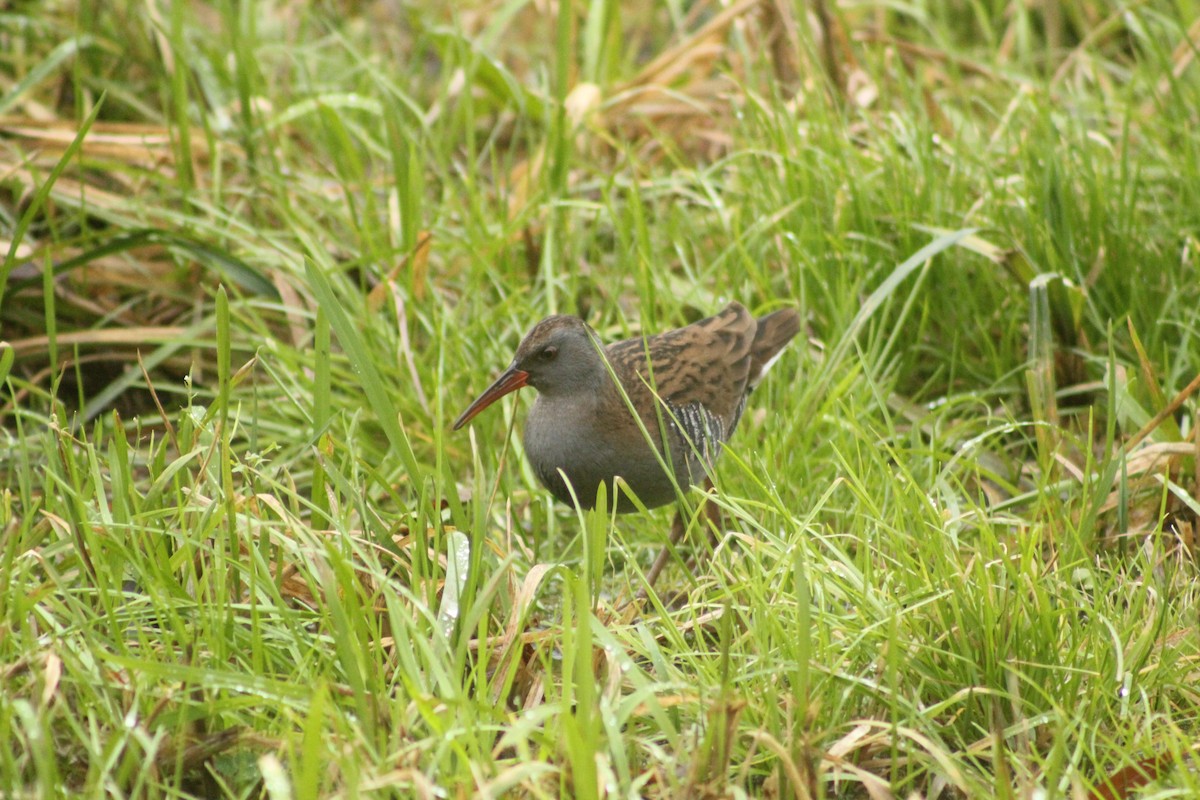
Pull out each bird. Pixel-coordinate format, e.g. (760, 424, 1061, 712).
(453, 302, 801, 514)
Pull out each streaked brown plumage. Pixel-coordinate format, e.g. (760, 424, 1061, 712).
(453, 302, 801, 512)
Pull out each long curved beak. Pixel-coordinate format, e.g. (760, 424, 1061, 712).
(452, 364, 529, 430)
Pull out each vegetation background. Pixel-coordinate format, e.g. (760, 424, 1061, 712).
(1, 1, 1198, 797)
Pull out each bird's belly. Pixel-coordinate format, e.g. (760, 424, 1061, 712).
(523, 401, 693, 512)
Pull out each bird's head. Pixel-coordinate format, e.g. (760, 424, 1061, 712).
(452, 315, 604, 430)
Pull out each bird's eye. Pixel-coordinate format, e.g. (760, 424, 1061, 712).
(539, 346, 558, 361)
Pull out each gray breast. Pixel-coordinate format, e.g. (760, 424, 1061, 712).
(523, 393, 696, 512)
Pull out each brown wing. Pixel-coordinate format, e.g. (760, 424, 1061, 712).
(605, 303, 756, 439)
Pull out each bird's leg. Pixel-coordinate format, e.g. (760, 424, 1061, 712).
(679, 479, 722, 582)
(702, 478, 722, 545)
(642, 510, 686, 594)
(640, 479, 718, 598)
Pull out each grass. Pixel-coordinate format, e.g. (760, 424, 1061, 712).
(2, 1, 1200, 797)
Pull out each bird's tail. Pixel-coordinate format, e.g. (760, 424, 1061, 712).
(748, 308, 803, 386)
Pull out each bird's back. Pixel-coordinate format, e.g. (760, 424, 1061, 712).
(601, 303, 799, 481)
(605, 303, 754, 428)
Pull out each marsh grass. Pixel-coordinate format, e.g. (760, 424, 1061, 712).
(2, 1, 1199, 797)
